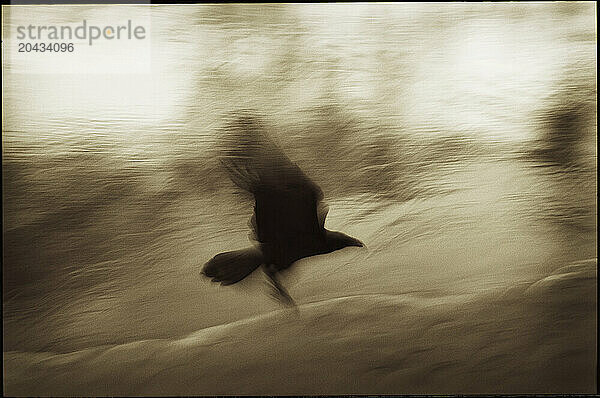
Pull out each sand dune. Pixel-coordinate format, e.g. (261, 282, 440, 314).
(4, 258, 596, 395)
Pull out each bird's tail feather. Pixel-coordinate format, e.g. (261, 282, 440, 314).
(202, 247, 264, 285)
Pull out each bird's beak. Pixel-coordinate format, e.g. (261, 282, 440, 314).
(354, 239, 365, 248)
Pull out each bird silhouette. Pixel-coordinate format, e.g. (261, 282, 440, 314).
(202, 115, 364, 306)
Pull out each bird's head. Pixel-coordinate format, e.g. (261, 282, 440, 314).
(325, 230, 365, 251)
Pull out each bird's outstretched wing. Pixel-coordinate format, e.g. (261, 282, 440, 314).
(220, 114, 329, 267)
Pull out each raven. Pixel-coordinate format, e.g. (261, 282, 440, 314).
(202, 116, 364, 306)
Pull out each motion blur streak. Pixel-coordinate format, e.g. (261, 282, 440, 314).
(2, 3, 597, 395)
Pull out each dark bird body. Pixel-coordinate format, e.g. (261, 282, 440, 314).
(202, 116, 363, 305)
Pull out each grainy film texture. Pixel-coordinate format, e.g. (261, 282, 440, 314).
(2, 3, 597, 395)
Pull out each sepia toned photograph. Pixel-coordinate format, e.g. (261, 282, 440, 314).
(2, 2, 597, 396)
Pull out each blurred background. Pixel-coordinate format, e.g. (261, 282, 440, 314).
(2, 3, 597, 394)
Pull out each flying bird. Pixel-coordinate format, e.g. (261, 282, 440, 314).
(202, 115, 364, 306)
